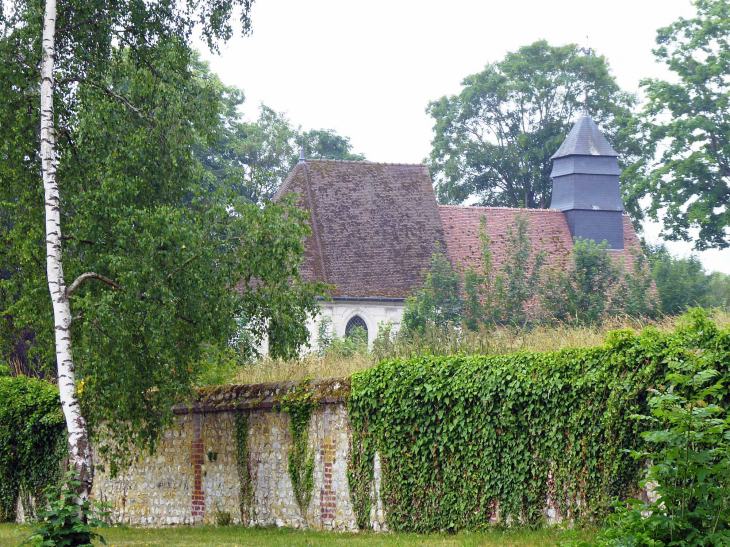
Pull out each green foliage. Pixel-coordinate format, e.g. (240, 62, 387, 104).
(347, 419, 376, 530)
(348, 310, 729, 533)
(402, 243, 462, 333)
(215, 507, 232, 527)
(542, 238, 622, 323)
(0, 41, 327, 469)
(0, 0, 332, 476)
(234, 412, 253, 524)
(315, 316, 369, 358)
(494, 214, 545, 324)
(576, 325, 730, 546)
(645, 243, 711, 315)
(200, 99, 367, 203)
(327, 327, 369, 358)
(403, 215, 654, 333)
(0, 377, 65, 522)
(316, 316, 335, 356)
(281, 380, 317, 515)
(635, 0, 730, 250)
(23, 472, 111, 547)
(428, 40, 641, 212)
(708, 271, 730, 310)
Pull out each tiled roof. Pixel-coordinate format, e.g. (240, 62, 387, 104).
(551, 113, 619, 159)
(438, 206, 574, 274)
(439, 205, 644, 275)
(275, 159, 446, 299)
(276, 160, 644, 300)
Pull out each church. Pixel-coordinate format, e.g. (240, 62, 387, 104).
(274, 113, 643, 349)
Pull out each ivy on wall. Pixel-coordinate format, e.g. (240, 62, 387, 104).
(348, 310, 730, 532)
(0, 376, 66, 522)
(281, 379, 317, 515)
(234, 411, 253, 524)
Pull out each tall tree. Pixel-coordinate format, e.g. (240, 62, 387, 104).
(0, 0, 326, 501)
(303, 129, 366, 162)
(427, 41, 641, 210)
(196, 82, 366, 203)
(644, 243, 711, 314)
(635, 0, 730, 250)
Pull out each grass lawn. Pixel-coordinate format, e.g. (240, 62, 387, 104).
(0, 523, 595, 546)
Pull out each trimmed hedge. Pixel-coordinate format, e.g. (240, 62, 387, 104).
(348, 310, 730, 532)
(0, 376, 66, 522)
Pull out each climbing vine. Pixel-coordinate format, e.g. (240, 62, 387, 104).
(0, 376, 66, 522)
(281, 379, 317, 515)
(234, 411, 253, 524)
(347, 413, 375, 529)
(348, 310, 730, 532)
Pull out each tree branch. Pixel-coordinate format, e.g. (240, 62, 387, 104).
(57, 77, 148, 118)
(67, 273, 198, 325)
(67, 272, 124, 296)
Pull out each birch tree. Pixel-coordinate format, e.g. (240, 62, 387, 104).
(38, 0, 93, 496)
(1, 0, 324, 502)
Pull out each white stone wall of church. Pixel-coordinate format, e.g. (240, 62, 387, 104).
(256, 301, 406, 356)
(306, 301, 406, 352)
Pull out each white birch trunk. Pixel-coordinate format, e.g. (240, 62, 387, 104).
(41, 0, 93, 498)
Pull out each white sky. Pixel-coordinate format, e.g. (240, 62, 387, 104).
(198, 0, 730, 274)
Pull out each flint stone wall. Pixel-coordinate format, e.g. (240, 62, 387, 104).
(88, 377, 654, 531)
(91, 378, 383, 531)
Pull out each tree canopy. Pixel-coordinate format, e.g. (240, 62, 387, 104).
(0, 0, 328, 477)
(634, 0, 730, 250)
(427, 40, 641, 211)
(194, 71, 366, 203)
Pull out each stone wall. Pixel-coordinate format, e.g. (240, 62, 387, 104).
(87, 377, 653, 531)
(91, 378, 382, 531)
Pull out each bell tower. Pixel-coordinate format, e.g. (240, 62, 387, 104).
(549, 113, 625, 249)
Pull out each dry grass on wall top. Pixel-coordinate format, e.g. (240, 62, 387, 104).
(228, 310, 730, 385)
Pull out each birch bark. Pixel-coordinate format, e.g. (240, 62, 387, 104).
(40, 0, 93, 498)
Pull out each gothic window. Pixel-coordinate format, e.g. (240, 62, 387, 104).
(345, 315, 368, 340)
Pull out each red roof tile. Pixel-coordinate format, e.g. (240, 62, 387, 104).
(438, 206, 574, 274)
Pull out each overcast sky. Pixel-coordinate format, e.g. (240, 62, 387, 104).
(197, 0, 730, 274)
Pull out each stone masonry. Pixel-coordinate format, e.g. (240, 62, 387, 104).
(90, 378, 384, 531)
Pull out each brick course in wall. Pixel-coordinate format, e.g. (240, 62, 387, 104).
(90, 378, 376, 531)
(80, 377, 653, 531)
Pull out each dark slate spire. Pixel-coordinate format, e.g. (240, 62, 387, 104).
(550, 113, 626, 249)
(551, 112, 618, 159)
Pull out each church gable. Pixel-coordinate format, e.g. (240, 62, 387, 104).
(275, 159, 446, 299)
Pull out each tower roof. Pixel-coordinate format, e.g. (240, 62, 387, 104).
(550, 112, 618, 159)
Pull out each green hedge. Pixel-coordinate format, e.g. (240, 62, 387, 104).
(0, 376, 66, 522)
(348, 310, 730, 532)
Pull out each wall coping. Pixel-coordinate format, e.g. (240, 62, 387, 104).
(173, 377, 351, 414)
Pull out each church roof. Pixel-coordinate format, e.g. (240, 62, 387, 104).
(274, 159, 446, 299)
(438, 205, 643, 275)
(276, 159, 643, 301)
(550, 113, 619, 159)
(438, 206, 574, 274)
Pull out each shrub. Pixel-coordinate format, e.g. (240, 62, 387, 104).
(578, 341, 730, 546)
(23, 472, 110, 547)
(0, 376, 66, 522)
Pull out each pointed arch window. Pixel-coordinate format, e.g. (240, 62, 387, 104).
(345, 315, 368, 340)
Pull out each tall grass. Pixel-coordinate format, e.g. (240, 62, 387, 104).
(215, 309, 730, 386)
